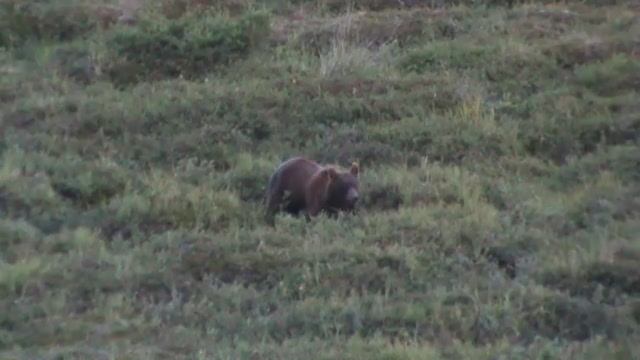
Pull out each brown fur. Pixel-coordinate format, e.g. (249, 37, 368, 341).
(265, 157, 360, 225)
(305, 167, 338, 217)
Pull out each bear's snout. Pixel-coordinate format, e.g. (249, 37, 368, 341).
(346, 188, 359, 205)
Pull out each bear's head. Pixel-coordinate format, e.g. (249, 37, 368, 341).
(327, 162, 360, 211)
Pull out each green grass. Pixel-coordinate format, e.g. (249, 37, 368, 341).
(1, 0, 639, 358)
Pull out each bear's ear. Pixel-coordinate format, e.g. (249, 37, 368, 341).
(350, 162, 359, 177)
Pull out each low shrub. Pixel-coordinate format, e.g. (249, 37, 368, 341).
(575, 54, 640, 96)
(541, 258, 640, 305)
(106, 10, 270, 84)
(0, 0, 102, 47)
(521, 294, 619, 341)
(399, 41, 492, 73)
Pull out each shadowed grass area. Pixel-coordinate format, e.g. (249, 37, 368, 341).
(1, 0, 639, 358)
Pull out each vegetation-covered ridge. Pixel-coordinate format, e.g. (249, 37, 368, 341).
(1, 0, 639, 358)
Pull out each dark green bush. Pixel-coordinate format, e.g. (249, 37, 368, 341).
(399, 41, 492, 73)
(361, 183, 403, 211)
(550, 145, 640, 191)
(0, 0, 98, 47)
(541, 259, 640, 305)
(522, 294, 617, 341)
(47, 43, 96, 84)
(106, 10, 270, 84)
(369, 113, 516, 164)
(576, 55, 640, 96)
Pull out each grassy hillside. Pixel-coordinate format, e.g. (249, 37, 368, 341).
(1, 0, 639, 358)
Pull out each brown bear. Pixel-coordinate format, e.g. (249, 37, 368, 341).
(265, 157, 360, 225)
